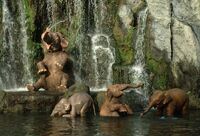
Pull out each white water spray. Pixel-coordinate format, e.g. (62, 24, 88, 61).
(90, 0, 115, 91)
(0, 0, 32, 90)
(130, 8, 149, 98)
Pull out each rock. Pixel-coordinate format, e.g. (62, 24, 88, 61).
(172, 18, 200, 66)
(172, 0, 200, 26)
(118, 4, 133, 29)
(146, 0, 172, 60)
(0, 89, 146, 114)
(0, 91, 63, 113)
(121, 89, 147, 111)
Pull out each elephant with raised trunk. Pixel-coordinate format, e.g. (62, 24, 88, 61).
(27, 28, 75, 92)
(100, 83, 143, 117)
(140, 88, 189, 117)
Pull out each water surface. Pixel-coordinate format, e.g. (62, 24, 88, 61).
(0, 111, 200, 136)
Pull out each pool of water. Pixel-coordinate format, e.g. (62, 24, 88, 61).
(0, 111, 200, 136)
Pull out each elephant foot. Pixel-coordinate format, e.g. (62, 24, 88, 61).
(26, 84, 37, 93)
(62, 114, 71, 118)
(37, 69, 47, 74)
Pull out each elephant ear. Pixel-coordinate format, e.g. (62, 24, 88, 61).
(106, 89, 113, 101)
(56, 32, 68, 49)
(163, 93, 172, 105)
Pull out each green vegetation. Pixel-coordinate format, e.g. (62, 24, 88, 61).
(113, 17, 136, 65)
(145, 50, 170, 90)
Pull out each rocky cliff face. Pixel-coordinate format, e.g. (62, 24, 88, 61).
(145, 0, 200, 94)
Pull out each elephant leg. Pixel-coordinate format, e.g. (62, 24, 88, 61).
(57, 74, 69, 90)
(70, 106, 76, 117)
(80, 103, 89, 117)
(166, 104, 175, 116)
(37, 61, 47, 74)
(28, 75, 47, 92)
(156, 108, 164, 116)
(182, 100, 189, 115)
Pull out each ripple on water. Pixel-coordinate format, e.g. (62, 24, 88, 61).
(0, 111, 200, 136)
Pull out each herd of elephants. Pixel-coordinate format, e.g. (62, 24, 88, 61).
(26, 28, 189, 118)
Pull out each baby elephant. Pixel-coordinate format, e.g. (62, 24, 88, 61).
(51, 92, 96, 117)
(140, 88, 189, 117)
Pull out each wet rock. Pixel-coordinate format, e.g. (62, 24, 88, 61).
(0, 91, 63, 113)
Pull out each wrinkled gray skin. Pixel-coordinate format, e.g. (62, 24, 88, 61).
(51, 92, 96, 117)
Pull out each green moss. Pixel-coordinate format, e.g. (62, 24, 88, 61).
(188, 92, 200, 109)
(113, 18, 136, 65)
(146, 52, 170, 90)
(22, 0, 35, 33)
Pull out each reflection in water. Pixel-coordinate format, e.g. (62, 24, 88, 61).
(0, 112, 200, 136)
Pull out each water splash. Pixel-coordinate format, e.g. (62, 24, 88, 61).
(129, 8, 149, 98)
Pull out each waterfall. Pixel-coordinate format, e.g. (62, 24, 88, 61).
(91, 34, 115, 91)
(129, 8, 149, 98)
(89, 0, 115, 91)
(46, 0, 55, 24)
(18, 0, 33, 86)
(0, 0, 32, 90)
(1, 0, 18, 89)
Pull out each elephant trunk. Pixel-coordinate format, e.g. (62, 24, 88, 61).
(140, 101, 155, 117)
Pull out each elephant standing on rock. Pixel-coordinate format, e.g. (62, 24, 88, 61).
(100, 83, 143, 117)
(27, 28, 75, 92)
(140, 88, 189, 117)
(51, 92, 96, 117)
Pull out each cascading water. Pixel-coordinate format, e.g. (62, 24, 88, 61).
(0, 0, 32, 90)
(129, 8, 149, 98)
(89, 0, 115, 91)
(46, 0, 55, 24)
(19, 0, 33, 87)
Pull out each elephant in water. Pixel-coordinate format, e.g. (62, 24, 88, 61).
(140, 88, 189, 117)
(51, 92, 96, 117)
(100, 83, 143, 117)
(27, 28, 75, 92)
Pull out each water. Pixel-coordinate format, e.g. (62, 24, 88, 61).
(46, 0, 55, 24)
(129, 8, 150, 98)
(91, 34, 115, 91)
(0, 111, 200, 136)
(0, 0, 32, 90)
(89, 0, 115, 91)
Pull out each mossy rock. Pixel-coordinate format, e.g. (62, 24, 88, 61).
(188, 92, 200, 110)
(113, 17, 136, 65)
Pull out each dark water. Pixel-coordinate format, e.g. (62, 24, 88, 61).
(0, 111, 200, 136)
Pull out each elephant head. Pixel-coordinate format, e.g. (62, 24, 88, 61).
(140, 90, 172, 116)
(41, 28, 68, 52)
(51, 98, 71, 117)
(106, 83, 143, 101)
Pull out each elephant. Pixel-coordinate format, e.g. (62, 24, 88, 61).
(51, 92, 96, 117)
(100, 83, 143, 117)
(140, 88, 189, 117)
(27, 28, 75, 92)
